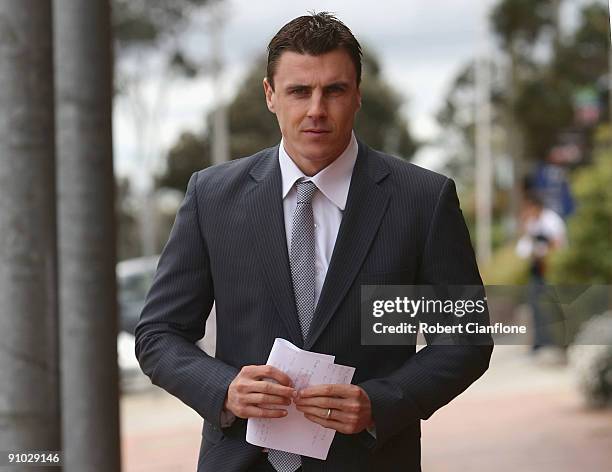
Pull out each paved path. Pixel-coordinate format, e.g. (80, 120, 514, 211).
(121, 345, 612, 471)
(121, 386, 201, 472)
(421, 346, 612, 471)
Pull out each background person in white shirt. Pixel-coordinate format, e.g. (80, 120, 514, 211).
(516, 191, 568, 353)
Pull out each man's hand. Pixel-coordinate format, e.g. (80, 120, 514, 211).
(224, 365, 295, 419)
(294, 384, 373, 434)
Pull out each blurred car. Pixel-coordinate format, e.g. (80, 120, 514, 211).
(116, 255, 159, 392)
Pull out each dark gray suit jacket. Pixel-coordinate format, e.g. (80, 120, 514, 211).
(135, 140, 493, 471)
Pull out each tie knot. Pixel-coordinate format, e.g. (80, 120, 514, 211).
(296, 180, 317, 204)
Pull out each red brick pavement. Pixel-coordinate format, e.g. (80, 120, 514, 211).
(122, 423, 200, 472)
(422, 388, 612, 471)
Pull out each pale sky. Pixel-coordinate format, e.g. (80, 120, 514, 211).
(113, 0, 594, 185)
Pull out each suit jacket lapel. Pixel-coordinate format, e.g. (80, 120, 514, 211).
(304, 142, 390, 350)
(247, 147, 304, 347)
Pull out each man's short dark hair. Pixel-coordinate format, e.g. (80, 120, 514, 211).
(266, 12, 363, 89)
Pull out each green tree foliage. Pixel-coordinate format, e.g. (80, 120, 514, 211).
(548, 127, 612, 284)
(440, 0, 557, 169)
(112, 0, 214, 85)
(156, 132, 210, 191)
(489, 0, 557, 129)
(440, 1, 610, 169)
(554, 3, 610, 87)
(513, 74, 575, 159)
(158, 49, 420, 192)
(225, 57, 282, 159)
(355, 51, 418, 159)
(490, 0, 554, 51)
(515, 2, 610, 160)
(113, 0, 212, 50)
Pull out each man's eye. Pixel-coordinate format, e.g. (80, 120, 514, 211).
(326, 87, 345, 95)
(290, 89, 308, 96)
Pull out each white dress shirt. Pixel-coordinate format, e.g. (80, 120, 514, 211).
(279, 132, 358, 308)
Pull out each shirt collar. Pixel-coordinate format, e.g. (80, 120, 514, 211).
(278, 132, 358, 211)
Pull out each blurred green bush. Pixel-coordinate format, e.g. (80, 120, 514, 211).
(480, 242, 529, 285)
(549, 126, 612, 284)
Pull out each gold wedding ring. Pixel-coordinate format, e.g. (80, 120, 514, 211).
(326, 408, 332, 419)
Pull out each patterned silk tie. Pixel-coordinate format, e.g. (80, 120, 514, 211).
(268, 180, 317, 472)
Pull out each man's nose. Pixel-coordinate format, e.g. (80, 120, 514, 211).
(306, 92, 327, 119)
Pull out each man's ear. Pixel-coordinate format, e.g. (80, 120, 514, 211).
(356, 86, 362, 110)
(263, 77, 275, 113)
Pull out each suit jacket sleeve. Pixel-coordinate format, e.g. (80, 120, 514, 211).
(134, 172, 239, 428)
(359, 178, 493, 450)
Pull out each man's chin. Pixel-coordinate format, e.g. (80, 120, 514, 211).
(297, 142, 343, 160)
(299, 151, 339, 164)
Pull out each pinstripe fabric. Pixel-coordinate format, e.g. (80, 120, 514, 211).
(135, 140, 493, 471)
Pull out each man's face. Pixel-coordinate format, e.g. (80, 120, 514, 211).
(263, 49, 361, 174)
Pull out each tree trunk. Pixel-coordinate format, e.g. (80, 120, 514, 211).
(0, 0, 61, 458)
(54, 1, 121, 470)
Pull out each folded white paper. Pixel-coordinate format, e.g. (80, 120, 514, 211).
(246, 338, 355, 460)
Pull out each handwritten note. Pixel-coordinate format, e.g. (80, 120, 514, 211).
(246, 338, 355, 460)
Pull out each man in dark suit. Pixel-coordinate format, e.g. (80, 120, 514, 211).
(135, 12, 492, 472)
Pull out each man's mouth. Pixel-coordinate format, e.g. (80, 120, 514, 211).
(302, 129, 330, 134)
